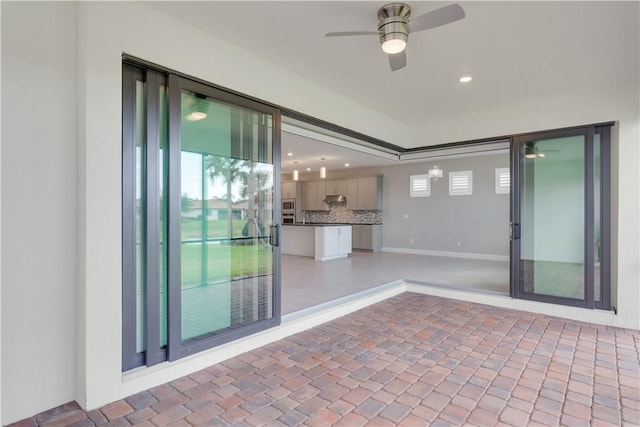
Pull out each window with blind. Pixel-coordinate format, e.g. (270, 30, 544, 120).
(449, 170, 473, 196)
(495, 167, 510, 194)
(410, 174, 430, 197)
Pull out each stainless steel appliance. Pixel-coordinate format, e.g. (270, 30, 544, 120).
(282, 198, 296, 224)
(282, 199, 295, 211)
(282, 213, 295, 224)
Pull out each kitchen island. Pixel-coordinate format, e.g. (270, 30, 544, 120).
(281, 224, 352, 261)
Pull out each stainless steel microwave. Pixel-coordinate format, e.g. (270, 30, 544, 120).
(282, 199, 295, 211)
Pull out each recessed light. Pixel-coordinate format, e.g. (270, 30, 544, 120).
(345, 163, 350, 167)
(306, 168, 311, 171)
(459, 76, 472, 83)
(287, 152, 293, 156)
(185, 112, 207, 121)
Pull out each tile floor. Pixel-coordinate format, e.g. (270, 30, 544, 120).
(12, 293, 639, 427)
(282, 252, 509, 314)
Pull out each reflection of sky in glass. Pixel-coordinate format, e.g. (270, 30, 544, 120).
(136, 148, 274, 202)
(180, 152, 273, 201)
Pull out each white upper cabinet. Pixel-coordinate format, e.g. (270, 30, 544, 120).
(325, 179, 347, 195)
(346, 179, 358, 210)
(356, 176, 383, 210)
(301, 181, 328, 211)
(282, 181, 298, 199)
(301, 176, 382, 211)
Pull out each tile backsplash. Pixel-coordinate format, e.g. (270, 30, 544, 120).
(303, 205, 383, 224)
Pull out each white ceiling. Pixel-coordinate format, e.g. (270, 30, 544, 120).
(148, 1, 638, 172)
(281, 130, 400, 176)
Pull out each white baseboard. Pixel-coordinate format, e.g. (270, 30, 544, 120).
(381, 246, 509, 262)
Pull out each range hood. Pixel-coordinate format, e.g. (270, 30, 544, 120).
(323, 194, 347, 204)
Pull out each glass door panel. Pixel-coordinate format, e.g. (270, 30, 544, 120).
(175, 85, 277, 350)
(511, 126, 611, 310)
(519, 135, 586, 300)
(511, 125, 611, 310)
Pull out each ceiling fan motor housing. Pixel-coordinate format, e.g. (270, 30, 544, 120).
(377, 3, 411, 48)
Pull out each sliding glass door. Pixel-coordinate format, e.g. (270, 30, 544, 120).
(168, 75, 281, 359)
(123, 65, 281, 370)
(510, 126, 610, 309)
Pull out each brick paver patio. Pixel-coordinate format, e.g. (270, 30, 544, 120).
(10, 293, 640, 426)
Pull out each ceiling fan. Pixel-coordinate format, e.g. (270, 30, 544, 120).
(325, 3, 465, 72)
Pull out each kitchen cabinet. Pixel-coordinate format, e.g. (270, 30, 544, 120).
(301, 181, 328, 211)
(315, 225, 352, 261)
(352, 224, 383, 252)
(325, 179, 347, 196)
(356, 176, 383, 210)
(282, 181, 298, 199)
(281, 225, 315, 257)
(301, 181, 315, 210)
(302, 176, 382, 211)
(282, 224, 352, 261)
(315, 181, 327, 210)
(346, 179, 358, 210)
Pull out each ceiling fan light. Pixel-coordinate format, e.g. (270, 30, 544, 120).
(381, 38, 406, 54)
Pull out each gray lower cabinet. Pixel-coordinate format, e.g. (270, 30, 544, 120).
(351, 224, 382, 252)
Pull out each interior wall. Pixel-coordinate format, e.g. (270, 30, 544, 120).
(286, 152, 510, 258)
(1, 1, 78, 423)
(381, 154, 510, 258)
(531, 158, 584, 263)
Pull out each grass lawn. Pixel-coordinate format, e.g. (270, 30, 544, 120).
(181, 242, 273, 286)
(182, 218, 247, 240)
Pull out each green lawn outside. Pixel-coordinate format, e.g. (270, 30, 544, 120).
(181, 242, 273, 286)
(181, 218, 247, 240)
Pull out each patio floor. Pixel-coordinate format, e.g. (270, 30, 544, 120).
(10, 293, 640, 426)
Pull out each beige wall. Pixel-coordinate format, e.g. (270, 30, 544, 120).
(1, 2, 79, 422)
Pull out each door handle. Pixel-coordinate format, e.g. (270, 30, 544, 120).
(510, 222, 520, 240)
(270, 224, 280, 247)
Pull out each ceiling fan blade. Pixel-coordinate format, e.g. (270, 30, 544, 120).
(325, 31, 380, 37)
(408, 3, 465, 33)
(389, 51, 407, 72)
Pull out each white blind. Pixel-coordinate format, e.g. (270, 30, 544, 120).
(449, 171, 473, 196)
(410, 174, 430, 197)
(495, 167, 510, 194)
